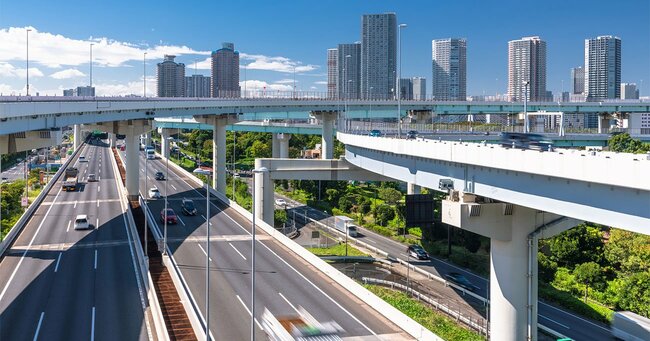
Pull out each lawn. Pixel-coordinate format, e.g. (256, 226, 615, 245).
(306, 243, 368, 257)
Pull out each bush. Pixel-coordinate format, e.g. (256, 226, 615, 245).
(539, 282, 613, 324)
(274, 209, 287, 228)
(375, 205, 395, 226)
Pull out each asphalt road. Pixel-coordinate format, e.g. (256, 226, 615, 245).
(1, 159, 28, 182)
(273, 193, 614, 341)
(0, 142, 149, 341)
(126, 151, 408, 340)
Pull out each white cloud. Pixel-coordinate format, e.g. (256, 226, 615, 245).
(95, 76, 156, 97)
(240, 80, 292, 92)
(0, 62, 44, 78)
(50, 68, 86, 79)
(314, 81, 328, 85)
(274, 79, 297, 84)
(241, 53, 318, 73)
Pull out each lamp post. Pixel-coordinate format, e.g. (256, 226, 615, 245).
(26, 28, 32, 96)
(397, 23, 407, 139)
(90, 43, 94, 89)
(143, 52, 147, 98)
(251, 166, 269, 341)
(523, 81, 530, 133)
(344, 221, 349, 259)
(144, 146, 149, 258)
(193, 167, 212, 341)
(344, 54, 351, 118)
(232, 131, 236, 201)
(163, 137, 173, 255)
(369, 86, 374, 132)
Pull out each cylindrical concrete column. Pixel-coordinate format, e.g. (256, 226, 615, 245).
(272, 134, 280, 158)
(490, 206, 538, 341)
(73, 124, 82, 150)
(407, 183, 421, 195)
(598, 115, 609, 134)
(276, 133, 291, 158)
(160, 129, 171, 160)
(253, 160, 274, 226)
(213, 118, 227, 194)
(322, 115, 334, 159)
(125, 128, 140, 199)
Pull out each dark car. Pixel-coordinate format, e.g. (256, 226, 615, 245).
(406, 130, 418, 139)
(181, 198, 197, 216)
(369, 129, 382, 137)
(445, 272, 480, 292)
(160, 208, 177, 224)
(500, 132, 553, 151)
(155, 171, 165, 180)
(407, 244, 429, 260)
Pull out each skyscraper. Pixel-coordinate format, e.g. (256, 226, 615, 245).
(571, 66, 585, 94)
(327, 48, 338, 99)
(338, 43, 361, 100)
(431, 38, 467, 101)
(211, 42, 240, 98)
(185, 74, 211, 97)
(585, 36, 621, 100)
(361, 13, 397, 100)
(507, 36, 546, 102)
(399, 78, 413, 100)
(412, 77, 426, 100)
(621, 83, 639, 99)
(157, 55, 185, 97)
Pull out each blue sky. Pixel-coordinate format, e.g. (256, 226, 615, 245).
(0, 0, 648, 97)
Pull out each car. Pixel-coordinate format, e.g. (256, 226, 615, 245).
(181, 198, 197, 215)
(148, 187, 161, 199)
(275, 198, 287, 207)
(369, 129, 382, 137)
(87, 173, 96, 182)
(407, 244, 429, 260)
(78, 156, 88, 162)
(160, 208, 178, 224)
(406, 130, 418, 140)
(74, 214, 90, 230)
(155, 171, 165, 180)
(444, 272, 480, 292)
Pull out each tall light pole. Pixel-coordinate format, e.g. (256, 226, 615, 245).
(193, 167, 212, 341)
(163, 136, 173, 255)
(523, 81, 530, 133)
(251, 166, 269, 341)
(397, 23, 407, 139)
(232, 131, 236, 201)
(344, 54, 351, 126)
(90, 43, 94, 89)
(26, 28, 32, 96)
(143, 52, 147, 98)
(144, 147, 149, 258)
(293, 66, 296, 99)
(369, 86, 374, 132)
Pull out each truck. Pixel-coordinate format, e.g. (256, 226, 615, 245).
(62, 167, 78, 191)
(334, 216, 358, 237)
(612, 311, 650, 341)
(261, 307, 343, 341)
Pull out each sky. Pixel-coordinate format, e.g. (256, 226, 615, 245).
(0, 0, 648, 97)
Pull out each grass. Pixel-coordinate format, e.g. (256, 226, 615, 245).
(306, 243, 368, 257)
(538, 282, 614, 324)
(364, 284, 485, 341)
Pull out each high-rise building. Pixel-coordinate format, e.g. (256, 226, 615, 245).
(63, 89, 74, 96)
(157, 55, 185, 97)
(361, 13, 397, 100)
(507, 36, 546, 102)
(571, 67, 585, 94)
(585, 36, 621, 100)
(412, 77, 426, 100)
(185, 74, 211, 97)
(327, 48, 338, 99)
(620, 83, 639, 100)
(399, 78, 413, 100)
(431, 38, 467, 101)
(211, 42, 240, 98)
(63, 86, 95, 97)
(338, 43, 361, 100)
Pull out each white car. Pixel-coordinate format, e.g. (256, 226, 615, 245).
(275, 198, 287, 207)
(79, 156, 88, 162)
(74, 215, 90, 230)
(148, 187, 161, 199)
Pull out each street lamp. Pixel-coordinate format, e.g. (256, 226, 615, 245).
(26, 28, 32, 96)
(344, 54, 352, 118)
(143, 52, 147, 98)
(369, 86, 374, 132)
(163, 136, 174, 256)
(523, 81, 530, 133)
(144, 142, 149, 258)
(251, 166, 269, 341)
(193, 167, 212, 341)
(90, 43, 94, 89)
(344, 221, 349, 259)
(397, 23, 407, 139)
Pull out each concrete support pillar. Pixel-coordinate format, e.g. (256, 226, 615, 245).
(407, 183, 421, 195)
(534, 117, 545, 133)
(598, 114, 610, 134)
(160, 129, 171, 160)
(321, 114, 334, 159)
(108, 133, 115, 148)
(125, 127, 140, 200)
(254, 159, 274, 226)
(272, 134, 280, 158)
(213, 118, 227, 194)
(73, 124, 82, 150)
(274, 133, 291, 158)
(490, 206, 538, 341)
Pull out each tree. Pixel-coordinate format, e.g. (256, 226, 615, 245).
(325, 188, 340, 206)
(338, 194, 355, 212)
(605, 228, 650, 275)
(538, 252, 558, 283)
(274, 209, 288, 228)
(608, 133, 650, 154)
(616, 271, 650, 318)
(573, 262, 603, 302)
(375, 205, 395, 226)
(249, 140, 271, 158)
(548, 224, 604, 268)
(378, 187, 402, 205)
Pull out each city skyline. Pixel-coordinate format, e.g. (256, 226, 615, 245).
(0, 0, 647, 98)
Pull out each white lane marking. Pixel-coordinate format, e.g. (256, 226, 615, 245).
(539, 314, 570, 329)
(196, 243, 213, 262)
(235, 295, 264, 331)
(91, 306, 96, 341)
(97, 201, 100, 208)
(0, 188, 63, 303)
(94, 250, 98, 270)
(170, 184, 177, 190)
(278, 292, 300, 314)
(96, 218, 99, 229)
(33, 311, 45, 341)
(147, 176, 151, 180)
(84, 169, 87, 174)
(97, 186, 101, 193)
(141, 168, 145, 172)
(539, 301, 610, 331)
(176, 215, 186, 226)
(73, 200, 78, 208)
(66, 220, 71, 233)
(229, 242, 246, 260)
(54, 252, 62, 272)
(98, 176, 100, 181)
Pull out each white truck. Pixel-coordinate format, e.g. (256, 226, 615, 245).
(261, 307, 343, 341)
(612, 311, 650, 341)
(334, 216, 358, 237)
(62, 167, 78, 191)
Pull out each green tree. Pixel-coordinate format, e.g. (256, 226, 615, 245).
(249, 140, 271, 158)
(538, 252, 558, 283)
(608, 133, 650, 154)
(274, 209, 288, 228)
(616, 271, 650, 317)
(378, 187, 402, 205)
(325, 188, 341, 206)
(573, 262, 604, 302)
(605, 228, 650, 274)
(548, 224, 604, 268)
(338, 194, 355, 212)
(375, 205, 395, 226)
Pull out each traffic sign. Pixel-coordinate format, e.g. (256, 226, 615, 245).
(21, 197, 29, 207)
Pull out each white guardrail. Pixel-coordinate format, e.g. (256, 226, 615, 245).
(163, 156, 441, 341)
(0, 144, 82, 257)
(110, 147, 167, 341)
